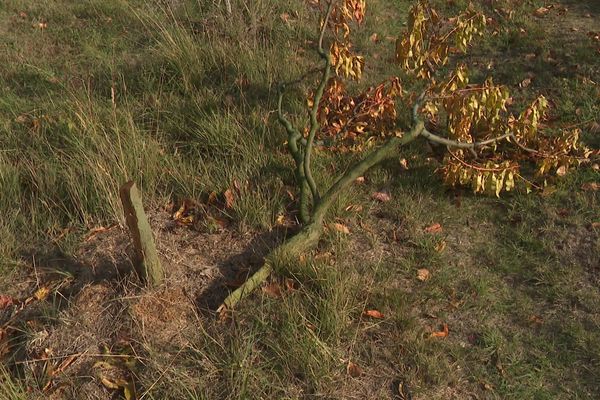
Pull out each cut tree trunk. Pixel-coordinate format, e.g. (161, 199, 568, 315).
(119, 181, 164, 286)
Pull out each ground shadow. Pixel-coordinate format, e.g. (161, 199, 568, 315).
(194, 224, 295, 312)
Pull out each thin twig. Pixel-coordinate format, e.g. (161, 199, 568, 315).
(447, 148, 514, 172)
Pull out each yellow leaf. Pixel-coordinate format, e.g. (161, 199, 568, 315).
(34, 287, 50, 301)
(435, 241, 446, 252)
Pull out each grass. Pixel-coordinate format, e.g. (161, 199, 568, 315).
(0, 0, 598, 399)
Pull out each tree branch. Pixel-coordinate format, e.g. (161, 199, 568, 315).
(312, 120, 425, 224)
(420, 128, 513, 149)
(303, 1, 335, 205)
(278, 85, 311, 223)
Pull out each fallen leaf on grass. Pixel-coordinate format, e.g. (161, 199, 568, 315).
(0, 295, 14, 309)
(529, 315, 544, 324)
(435, 240, 446, 252)
(0, 328, 11, 358)
(262, 282, 282, 298)
(424, 223, 442, 234)
(556, 165, 567, 176)
(275, 214, 286, 226)
(417, 268, 431, 281)
(84, 225, 116, 242)
(533, 7, 550, 17)
(355, 176, 365, 183)
(346, 361, 362, 377)
(430, 323, 449, 338)
(173, 198, 197, 225)
(399, 158, 409, 170)
(330, 222, 350, 234)
(362, 309, 384, 319)
(224, 189, 235, 209)
(345, 204, 363, 212)
(369, 32, 379, 43)
(581, 182, 599, 191)
(284, 278, 297, 291)
(280, 13, 290, 23)
(94, 361, 136, 400)
(371, 191, 391, 202)
(519, 77, 532, 88)
(34, 287, 50, 301)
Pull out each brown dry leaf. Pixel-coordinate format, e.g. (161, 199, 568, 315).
(591, 222, 600, 229)
(262, 282, 283, 298)
(208, 216, 229, 229)
(430, 323, 449, 338)
(519, 77, 532, 88)
(0, 328, 11, 358)
(224, 189, 235, 209)
(524, 53, 536, 61)
(37, 22, 48, 30)
(533, 7, 550, 17)
(284, 278, 297, 291)
(529, 315, 544, 325)
(346, 361, 362, 377)
(417, 268, 431, 281)
(280, 12, 290, 23)
(216, 305, 231, 323)
(84, 225, 116, 242)
(369, 32, 379, 43)
(371, 191, 391, 202)
(581, 182, 599, 191)
(330, 222, 350, 234)
(362, 309, 385, 319)
(556, 165, 567, 176)
(207, 191, 218, 205)
(399, 158, 409, 170)
(424, 223, 442, 234)
(0, 295, 14, 309)
(173, 198, 197, 225)
(355, 176, 365, 183)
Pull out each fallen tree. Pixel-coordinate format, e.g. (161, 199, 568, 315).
(218, 0, 593, 314)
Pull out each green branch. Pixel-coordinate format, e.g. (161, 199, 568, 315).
(277, 85, 311, 224)
(303, 1, 334, 205)
(312, 120, 425, 224)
